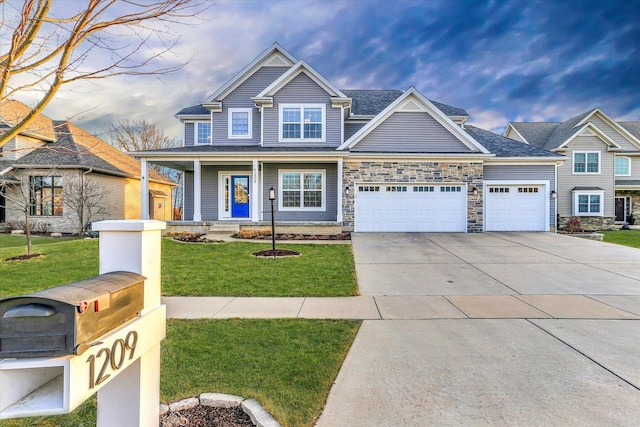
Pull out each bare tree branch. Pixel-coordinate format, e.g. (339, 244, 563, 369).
(0, 0, 207, 147)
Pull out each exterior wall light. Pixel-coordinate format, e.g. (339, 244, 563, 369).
(345, 186, 350, 196)
(551, 190, 557, 199)
(472, 186, 478, 196)
(269, 187, 276, 201)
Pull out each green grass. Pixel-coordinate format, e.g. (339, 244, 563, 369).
(162, 239, 357, 296)
(0, 234, 78, 248)
(0, 319, 360, 427)
(601, 230, 640, 249)
(0, 237, 357, 297)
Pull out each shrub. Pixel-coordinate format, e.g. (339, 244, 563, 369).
(565, 216, 583, 233)
(6, 220, 51, 234)
(234, 229, 271, 239)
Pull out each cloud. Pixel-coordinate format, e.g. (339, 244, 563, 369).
(27, 0, 637, 142)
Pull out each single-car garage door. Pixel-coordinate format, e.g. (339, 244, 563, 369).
(485, 185, 547, 231)
(355, 184, 467, 232)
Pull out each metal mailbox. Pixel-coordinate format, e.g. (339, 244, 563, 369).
(0, 271, 145, 359)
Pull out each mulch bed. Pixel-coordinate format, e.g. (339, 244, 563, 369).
(240, 233, 351, 241)
(160, 405, 254, 427)
(3, 253, 44, 262)
(252, 249, 300, 258)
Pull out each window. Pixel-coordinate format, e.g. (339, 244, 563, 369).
(572, 190, 604, 216)
(440, 186, 462, 192)
(615, 157, 631, 176)
(279, 104, 325, 141)
(228, 108, 252, 139)
(279, 171, 325, 210)
(30, 176, 63, 216)
(196, 122, 211, 145)
(573, 151, 600, 174)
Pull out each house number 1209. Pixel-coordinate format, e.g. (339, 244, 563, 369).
(86, 330, 138, 389)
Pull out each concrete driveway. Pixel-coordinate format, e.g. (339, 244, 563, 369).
(316, 232, 640, 426)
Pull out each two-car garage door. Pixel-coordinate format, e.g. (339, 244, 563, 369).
(354, 182, 549, 232)
(355, 184, 467, 232)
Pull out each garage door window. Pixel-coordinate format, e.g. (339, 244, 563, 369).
(518, 187, 539, 193)
(279, 171, 325, 211)
(441, 186, 462, 192)
(489, 187, 510, 193)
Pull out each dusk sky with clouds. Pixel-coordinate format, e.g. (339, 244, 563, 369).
(38, 0, 640, 140)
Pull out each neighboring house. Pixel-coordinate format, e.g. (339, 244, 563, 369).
(134, 43, 563, 233)
(505, 109, 640, 230)
(0, 100, 175, 234)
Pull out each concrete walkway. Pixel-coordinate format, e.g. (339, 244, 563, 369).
(163, 232, 640, 426)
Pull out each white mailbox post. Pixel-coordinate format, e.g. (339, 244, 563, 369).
(0, 220, 166, 427)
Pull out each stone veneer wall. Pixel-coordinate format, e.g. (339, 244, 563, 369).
(558, 216, 616, 231)
(343, 161, 484, 232)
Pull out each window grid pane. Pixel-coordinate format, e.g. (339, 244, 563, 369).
(197, 123, 211, 144)
(589, 195, 600, 213)
(303, 191, 322, 207)
(615, 157, 629, 175)
(231, 112, 249, 136)
(587, 153, 599, 172)
(282, 191, 300, 208)
(282, 173, 301, 190)
(282, 107, 322, 140)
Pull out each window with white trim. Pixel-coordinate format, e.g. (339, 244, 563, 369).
(573, 151, 600, 174)
(615, 156, 630, 176)
(279, 104, 325, 142)
(196, 122, 211, 145)
(228, 108, 252, 139)
(572, 190, 604, 216)
(279, 170, 325, 210)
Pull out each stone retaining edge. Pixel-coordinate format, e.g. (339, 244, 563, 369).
(160, 393, 281, 427)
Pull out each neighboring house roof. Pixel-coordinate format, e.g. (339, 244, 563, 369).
(175, 104, 209, 117)
(619, 121, 640, 140)
(464, 126, 563, 158)
(507, 122, 558, 145)
(0, 103, 173, 185)
(0, 100, 57, 141)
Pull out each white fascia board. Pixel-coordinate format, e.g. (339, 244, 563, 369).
(504, 124, 529, 144)
(575, 108, 640, 149)
(202, 102, 222, 112)
(0, 165, 15, 175)
(485, 157, 567, 165)
(175, 114, 209, 120)
(557, 122, 621, 150)
(346, 153, 494, 162)
(204, 43, 297, 102)
(256, 60, 347, 99)
(339, 87, 489, 154)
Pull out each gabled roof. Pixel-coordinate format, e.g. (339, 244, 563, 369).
(255, 60, 347, 99)
(175, 104, 209, 117)
(574, 108, 640, 149)
(0, 100, 57, 142)
(464, 126, 564, 158)
(619, 121, 640, 140)
(339, 87, 489, 153)
(0, 102, 173, 185)
(204, 42, 296, 103)
(506, 122, 557, 145)
(342, 90, 469, 118)
(555, 122, 621, 150)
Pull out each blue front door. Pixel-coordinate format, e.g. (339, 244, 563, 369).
(231, 176, 250, 218)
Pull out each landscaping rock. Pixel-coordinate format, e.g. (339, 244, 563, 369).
(169, 397, 199, 412)
(241, 399, 281, 427)
(10, 230, 25, 235)
(200, 392, 244, 408)
(50, 232, 63, 238)
(159, 403, 169, 416)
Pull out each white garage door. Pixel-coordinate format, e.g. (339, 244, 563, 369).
(485, 185, 547, 231)
(355, 184, 467, 232)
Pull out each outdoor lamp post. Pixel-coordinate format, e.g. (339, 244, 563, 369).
(269, 187, 276, 252)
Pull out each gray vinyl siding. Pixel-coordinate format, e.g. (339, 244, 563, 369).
(211, 67, 289, 145)
(505, 127, 526, 143)
(590, 116, 639, 151)
(345, 121, 367, 141)
(184, 172, 193, 220)
(484, 164, 557, 227)
(184, 123, 195, 147)
(558, 135, 615, 217)
(351, 111, 472, 152)
(262, 163, 338, 221)
(623, 156, 640, 181)
(262, 73, 342, 146)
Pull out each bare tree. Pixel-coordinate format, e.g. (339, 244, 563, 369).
(107, 118, 178, 162)
(0, 0, 206, 148)
(63, 173, 112, 235)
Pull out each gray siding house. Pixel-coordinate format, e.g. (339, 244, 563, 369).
(505, 109, 640, 230)
(134, 43, 563, 233)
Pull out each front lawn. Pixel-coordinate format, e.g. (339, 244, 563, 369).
(0, 319, 361, 427)
(0, 238, 357, 298)
(601, 230, 640, 249)
(0, 234, 77, 248)
(162, 239, 357, 296)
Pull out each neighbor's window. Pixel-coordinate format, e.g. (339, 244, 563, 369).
(279, 171, 324, 210)
(228, 108, 252, 139)
(573, 151, 600, 174)
(572, 190, 604, 216)
(279, 104, 325, 141)
(615, 157, 630, 176)
(30, 176, 63, 216)
(196, 122, 211, 144)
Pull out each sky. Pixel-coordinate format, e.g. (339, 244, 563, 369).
(32, 0, 640, 141)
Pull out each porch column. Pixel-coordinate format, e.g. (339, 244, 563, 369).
(252, 159, 260, 222)
(193, 159, 202, 222)
(337, 159, 343, 223)
(140, 158, 149, 220)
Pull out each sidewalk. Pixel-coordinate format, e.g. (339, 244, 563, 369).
(163, 295, 640, 320)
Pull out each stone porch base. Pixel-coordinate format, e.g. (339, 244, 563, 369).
(164, 221, 343, 236)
